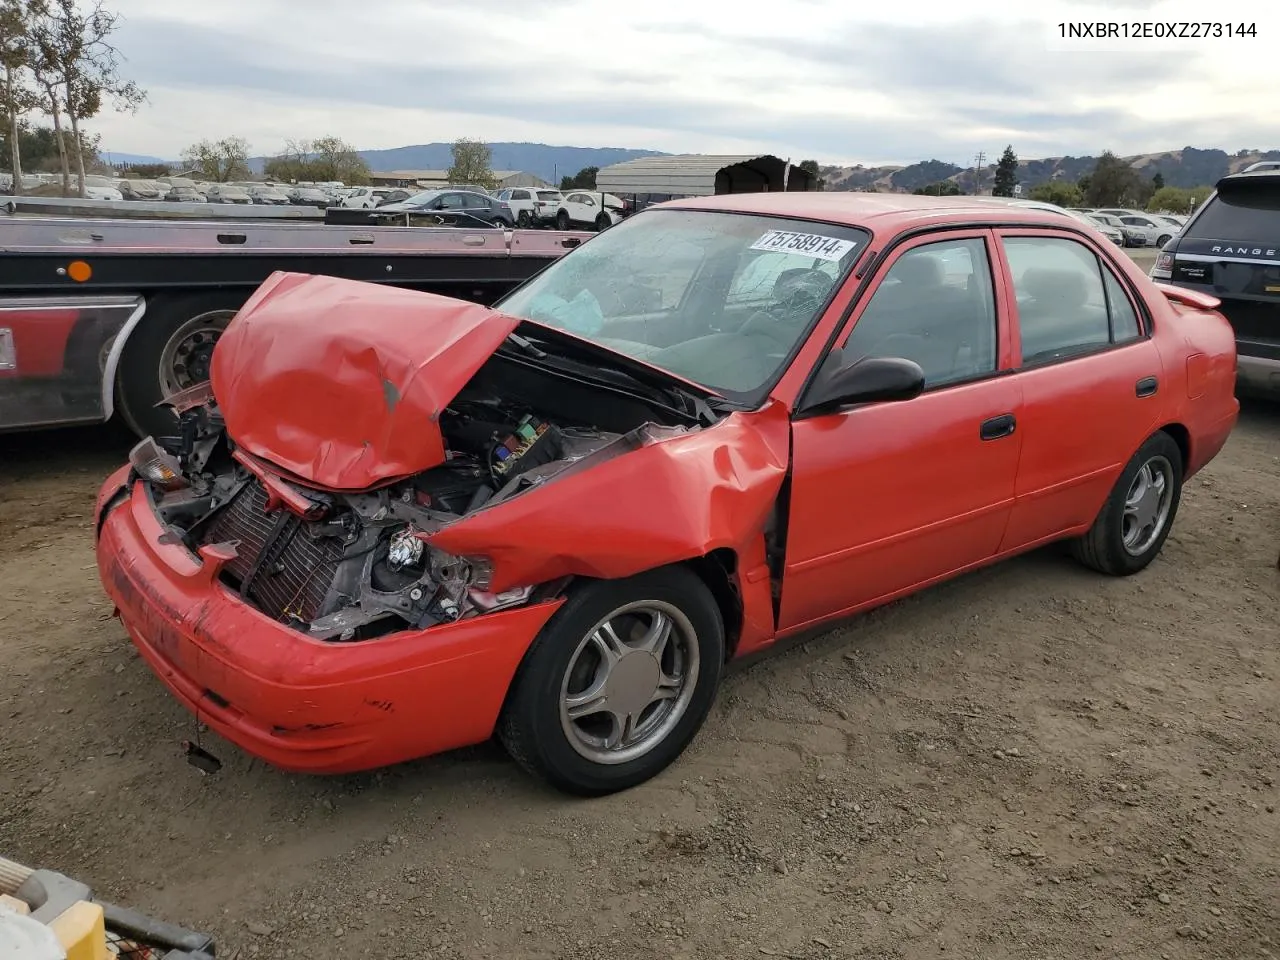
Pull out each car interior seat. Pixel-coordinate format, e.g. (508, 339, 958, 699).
(1017, 268, 1110, 362)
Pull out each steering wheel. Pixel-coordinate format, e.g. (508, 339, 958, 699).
(731, 268, 835, 337)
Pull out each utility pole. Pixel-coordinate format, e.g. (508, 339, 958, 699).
(972, 151, 986, 195)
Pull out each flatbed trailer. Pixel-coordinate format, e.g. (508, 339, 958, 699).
(0, 215, 589, 439)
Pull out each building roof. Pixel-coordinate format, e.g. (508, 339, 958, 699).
(595, 154, 815, 196)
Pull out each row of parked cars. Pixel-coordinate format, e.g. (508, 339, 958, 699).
(0, 173, 375, 209)
(344, 185, 631, 232)
(1068, 207, 1187, 248)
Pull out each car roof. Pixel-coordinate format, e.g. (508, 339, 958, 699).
(661, 191, 1105, 236)
(1215, 169, 1280, 188)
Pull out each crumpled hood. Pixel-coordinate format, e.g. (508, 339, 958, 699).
(209, 272, 520, 490)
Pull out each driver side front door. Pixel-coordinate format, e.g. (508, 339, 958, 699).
(778, 230, 1025, 632)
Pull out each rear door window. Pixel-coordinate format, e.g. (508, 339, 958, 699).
(1184, 181, 1280, 243)
(1002, 236, 1143, 364)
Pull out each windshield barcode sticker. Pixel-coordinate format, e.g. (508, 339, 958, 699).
(750, 230, 858, 261)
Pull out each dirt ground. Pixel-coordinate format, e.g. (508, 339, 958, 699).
(3, 382, 1279, 957)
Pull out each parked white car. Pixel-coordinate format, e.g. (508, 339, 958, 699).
(1117, 214, 1179, 248)
(80, 175, 124, 201)
(341, 186, 403, 209)
(554, 191, 625, 231)
(492, 187, 562, 227)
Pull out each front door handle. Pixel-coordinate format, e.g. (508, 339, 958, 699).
(980, 413, 1017, 441)
(1135, 376, 1158, 398)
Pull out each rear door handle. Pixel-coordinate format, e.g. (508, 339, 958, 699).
(980, 413, 1017, 441)
(1135, 376, 1158, 398)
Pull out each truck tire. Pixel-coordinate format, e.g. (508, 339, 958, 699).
(115, 292, 245, 439)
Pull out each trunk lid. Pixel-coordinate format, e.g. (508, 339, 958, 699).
(209, 272, 520, 491)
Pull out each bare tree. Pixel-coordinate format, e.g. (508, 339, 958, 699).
(0, 0, 37, 194)
(31, 0, 146, 197)
(181, 137, 251, 182)
(264, 136, 370, 184)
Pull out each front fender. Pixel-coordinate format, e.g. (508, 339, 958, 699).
(427, 402, 792, 597)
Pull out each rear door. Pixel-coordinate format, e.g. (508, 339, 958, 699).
(994, 230, 1164, 550)
(779, 230, 1024, 631)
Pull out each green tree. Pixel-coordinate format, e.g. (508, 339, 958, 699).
(991, 144, 1018, 197)
(121, 161, 168, 178)
(1027, 180, 1083, 206)
(912, 180, 961, 196)
(1084, 150, 1140, 207)
(446, 137, 495, 189)
(30, 0, 146, 197)
(0, 122, 59, 172)
(1, 0, 38, 193)
(560, 165, 598, 190)
(181, 136, 250, 182)
(797, 158, 824, 190)
(308, 135, 369, 184)
(1151, 171, 1165, 190)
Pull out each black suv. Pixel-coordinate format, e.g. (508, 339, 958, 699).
(1152, 168, 1280, 396)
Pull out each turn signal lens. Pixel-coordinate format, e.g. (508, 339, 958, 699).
(128, 437, 188, 490)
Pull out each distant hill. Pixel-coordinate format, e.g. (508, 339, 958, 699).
(820, 146, 1280, 193)
(102, 151, 169, 166)
(107, 140, 1280, 191)
(239, 142, 666, 182)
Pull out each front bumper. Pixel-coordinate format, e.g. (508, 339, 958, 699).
(94, 470, 563, 774)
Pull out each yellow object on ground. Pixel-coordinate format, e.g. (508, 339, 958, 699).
(47, 899, 109, 960)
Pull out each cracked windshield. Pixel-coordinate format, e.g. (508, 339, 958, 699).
(497, 210, 868, 396)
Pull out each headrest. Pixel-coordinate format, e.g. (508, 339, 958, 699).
(894, 254, 944, 288)
(1021, 268, 1088, 308)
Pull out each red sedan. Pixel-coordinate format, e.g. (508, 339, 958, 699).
(95, 193, 1239, 795)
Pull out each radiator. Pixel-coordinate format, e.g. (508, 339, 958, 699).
(202, 480, 344, 623)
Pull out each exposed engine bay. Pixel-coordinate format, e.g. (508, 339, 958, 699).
(136, 358, 697, 642)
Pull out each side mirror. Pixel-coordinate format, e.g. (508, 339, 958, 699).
(799, 353, 925, 416)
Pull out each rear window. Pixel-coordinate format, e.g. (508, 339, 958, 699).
(537, 190, 562, 201)
(1185, 181, 1280, 242)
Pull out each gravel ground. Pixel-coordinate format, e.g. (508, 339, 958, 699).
(2, 280, 1277, 960)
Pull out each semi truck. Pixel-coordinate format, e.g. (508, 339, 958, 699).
(0, 215, 586, 440)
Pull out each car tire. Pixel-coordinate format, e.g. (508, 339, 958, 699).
(1069, 430, 1183, 576)
(115, 292, 244, 440)
(1157, 234, 1172, 247)
(516, 210, 532, 228)
(594, 213, 611, 232)
(556, 210, 571, 231)
(498, 566, 725, 796)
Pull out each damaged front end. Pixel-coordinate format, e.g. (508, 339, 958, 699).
(120, 272, 788, 647)
(135, 384, 694, 642)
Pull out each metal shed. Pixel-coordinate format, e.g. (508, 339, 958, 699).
(595, 154, 815, 197)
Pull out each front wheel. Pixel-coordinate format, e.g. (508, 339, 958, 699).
(1070, 431, 1183, 576)
(555, 210, 571, 231)
(498, 567, 724, 796)
(516, 210, 532, 228)
(594, 213, 611, 232)
(115, 294, 242, 439)
(1157, 234, 1172, 247)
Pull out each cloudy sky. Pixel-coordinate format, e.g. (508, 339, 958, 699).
(90, 0, 1275, 166)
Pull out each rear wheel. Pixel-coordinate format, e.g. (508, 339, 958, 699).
(1070, 431, 1183, 576)
(115, 293, 243, 439)
(499, 567, 724, 796)
(556, 210, 571, 231)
